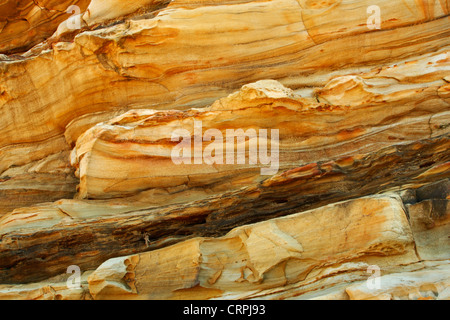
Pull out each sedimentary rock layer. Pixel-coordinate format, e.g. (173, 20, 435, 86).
(71, 72, 450, 199)
(0, 191, 447, 300)
(0, 1, 449, 166)
(0, 0, 90, 54)
(0, 135, 448, 284)
(1, 0, 449, 214)
(0, 150, 78, 215)
(345, 265, 450, 300)
(87, 195, 418, 300)
(0, 0, 449, 300)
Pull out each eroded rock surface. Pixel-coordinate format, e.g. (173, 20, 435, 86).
(0, 0, 448, 300)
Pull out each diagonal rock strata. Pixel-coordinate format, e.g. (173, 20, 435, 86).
(2, 0, 450, 172)
(0, 0, 91, 54)
(0, 134, 448, 284)
(345, 264, 450, 300)
(0, 0, 449, 300)
(71, 74, 450, 200)
(1, 6, 449, 212)
(87, 194, 418, 300)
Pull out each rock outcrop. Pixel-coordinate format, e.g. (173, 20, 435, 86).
(0, 0, 448, 300)
(0, 0, 90, 54)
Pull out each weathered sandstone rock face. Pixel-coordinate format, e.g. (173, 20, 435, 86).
(0, 0, 449, 300)
(0, 0, 90, 54)
(86, 195, 419, 300)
